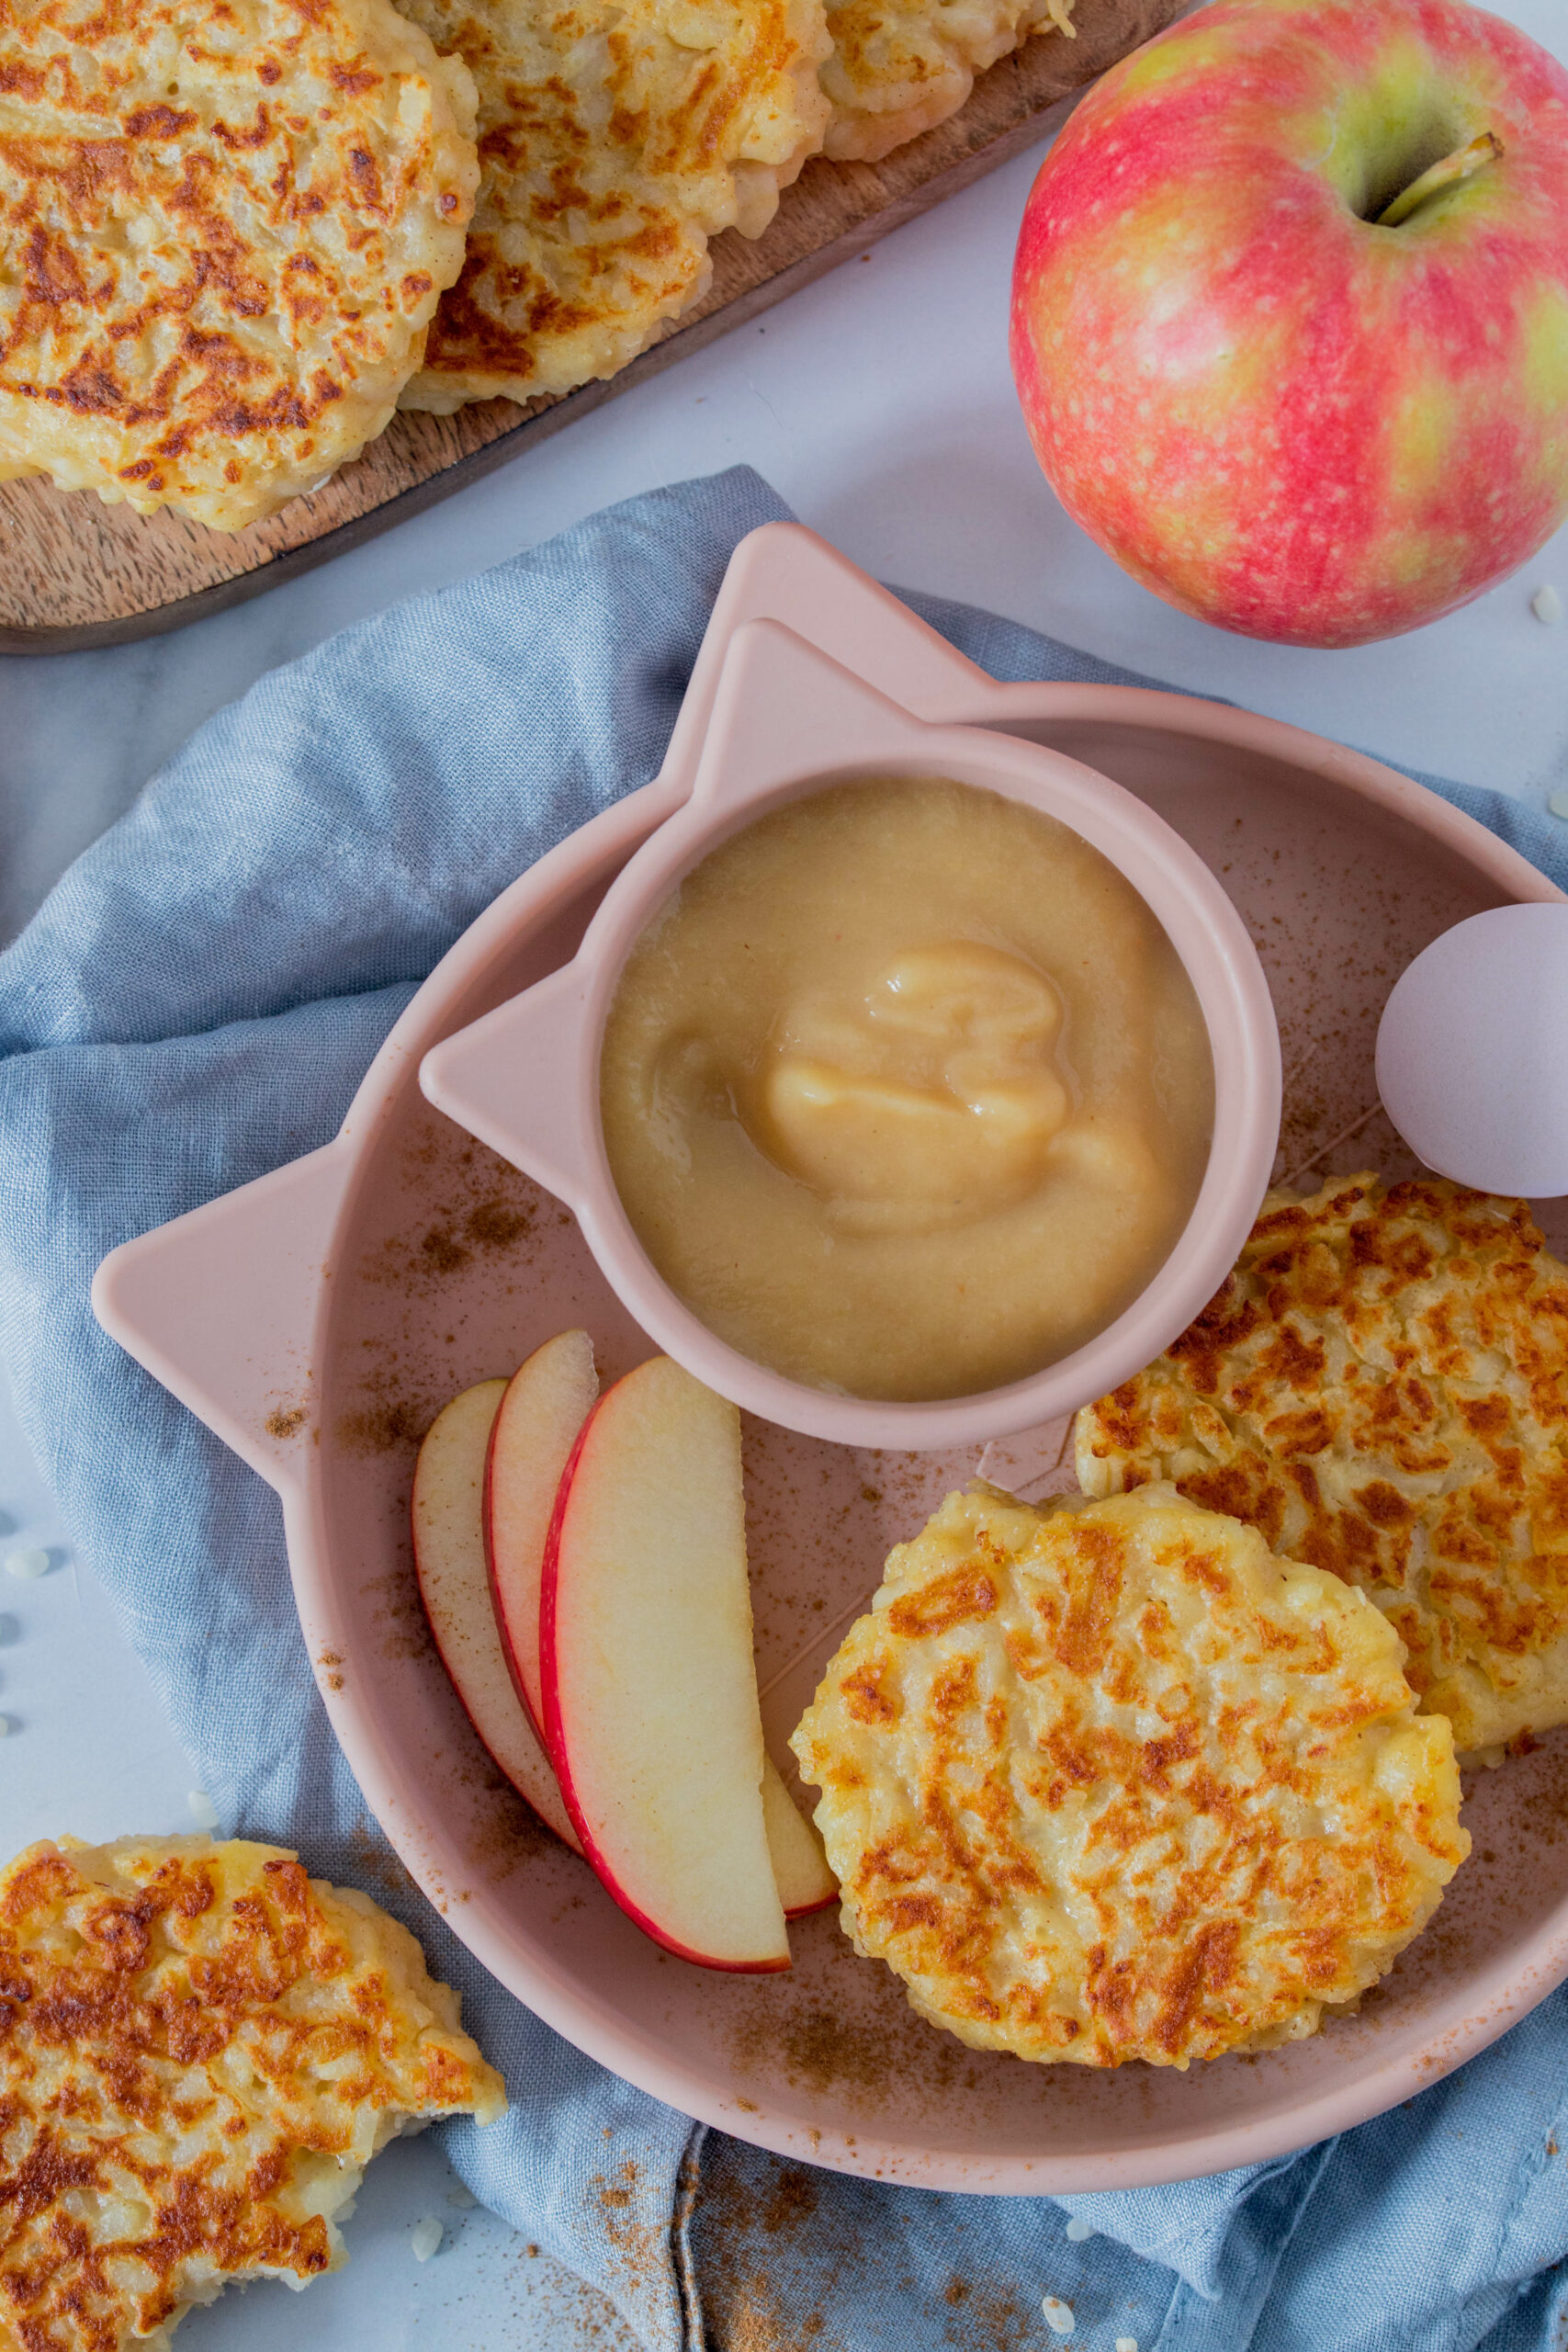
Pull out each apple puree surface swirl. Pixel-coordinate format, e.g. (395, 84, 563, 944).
(599, 775, 1214, 1400)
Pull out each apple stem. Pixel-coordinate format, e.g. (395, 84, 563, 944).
(1376, 130, 1503, 228)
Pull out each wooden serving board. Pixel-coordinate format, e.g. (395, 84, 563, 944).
(0, 0, 1180, 654)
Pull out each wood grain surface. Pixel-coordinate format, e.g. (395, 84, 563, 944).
(0, 0, 1181, 655)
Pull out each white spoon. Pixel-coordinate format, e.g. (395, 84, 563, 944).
(1375, 903, 1568, 1197)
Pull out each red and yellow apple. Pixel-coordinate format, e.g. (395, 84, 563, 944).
(485, 1327, 599, 1736)
(413, 1340, 835, 1960)
(540, 1357, 793, 1971)
(1010, 0, 1568, 647)
(411, 1377, 583, 1853)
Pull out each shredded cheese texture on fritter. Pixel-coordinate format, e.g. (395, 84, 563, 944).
(397, 0, 831, 412)
(1077, 1175, 1568, 1756)
(792, 1485, 1466, 2068)
(0, 0, 479, 528)
(0, 1836, 504, 2351)
(821, 0, 1076, 163)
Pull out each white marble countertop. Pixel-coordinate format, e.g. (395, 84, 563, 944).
(1, 5, 1565, 2340)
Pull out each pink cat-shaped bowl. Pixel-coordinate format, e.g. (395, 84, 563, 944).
(90, 526, 1568, 2192)
(421, 613, 1281, 1450)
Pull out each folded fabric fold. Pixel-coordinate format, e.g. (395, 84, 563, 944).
(3, 464, 1565, 2352)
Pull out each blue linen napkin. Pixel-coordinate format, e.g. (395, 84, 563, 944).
(3, 464, 1567, 2352)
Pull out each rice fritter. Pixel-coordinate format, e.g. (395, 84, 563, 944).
(0, 0, 479, 529)
(1077, 1174, 1568, 1756)
(821, 0, 1077, 163)
(791, 1485, 1467, 2068)
(599, 775, 1214, 1403)
(397, 0, 831, 412)
(0, 1835, 505, 2350)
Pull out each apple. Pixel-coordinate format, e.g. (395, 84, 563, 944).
(541, 1356, 791, 1971)
(761, 1760, 837, 1917)
(489, 1330, 836, 1919)
(415, 1356, 831, 1927)
(485, 1329, 600, 1736)
(411, 1379, 582, 1853)
(1010, 0, 1568, 647)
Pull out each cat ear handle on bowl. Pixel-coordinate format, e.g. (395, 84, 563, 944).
(1376, 902, 1568, 1196)
(91, 1143, 352, 1492)
(660, 523, 991, 779)
(685, 617, 953, 804)
(419, 620, 979, 1218)
(420, 956, 602, 1215)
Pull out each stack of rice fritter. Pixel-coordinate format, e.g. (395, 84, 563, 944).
(0, 0, 1079, 527)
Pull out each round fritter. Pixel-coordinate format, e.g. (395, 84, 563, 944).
(791, 1484, 1466, 2069)
(1077, 1175, 1568, 1758)
(0, 0, 479, 530)
(397, 0, 831, 413)
(821, 0, 1076, 164)
(0, 1835, 504, 2351)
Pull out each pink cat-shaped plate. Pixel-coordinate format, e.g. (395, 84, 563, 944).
(94, 524, 1568, 2193)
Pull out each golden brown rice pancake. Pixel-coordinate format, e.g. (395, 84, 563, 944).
(792, 1484, 1466, 2067)
(0, 0, 478, 528)
(0, 1835, 504, 2349)
(821, 0, 1076, 163)
(397, 0, 831, 412)
(1077, 1174, 1568, 1756)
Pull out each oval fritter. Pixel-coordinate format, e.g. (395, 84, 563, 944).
(397, 0, 831, 413)
(821, 0, 1077, 164)
(0, 1835, 504, 2351)
(791, 1484, 1466, 2068)
(1077, 1174, 1568, 1757)
(392, 0, 827, 413)
(0, 0, 479, 529)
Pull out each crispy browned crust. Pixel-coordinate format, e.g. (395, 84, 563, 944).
(821, 0, 1077, 162)
(1077, 1175, 1568, 1755)
(397, 0, 830, 411)
(0, 0, 478, 526)
(0, 1837, 503, 2351)
(792, 1486, 1466, 2068)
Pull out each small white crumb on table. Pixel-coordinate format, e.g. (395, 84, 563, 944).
(410, 2217, 444, 2262)
(447, 2182, 478, 2209)
(1116, 2338, 1140, 2352)
(0, 1715, 11, 1738)
(1064, 2216, 1093, 2242)
(186, 1792, 219, 1831)
(1533, 583, 1564, 625)
(1041, 2295, 1074, 2335)
(5, 1547, 49, 1581)
(1550, 790, 1568, 823)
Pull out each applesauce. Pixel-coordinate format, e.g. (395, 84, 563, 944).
(599, 776, 1214, 1401)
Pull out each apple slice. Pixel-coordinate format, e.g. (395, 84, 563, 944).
(412, 1379, 581, 1854)
(542, 1356, 789, 1971)
(485, 1328, 599, 1735)
(761, 1759, 837, 1917)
